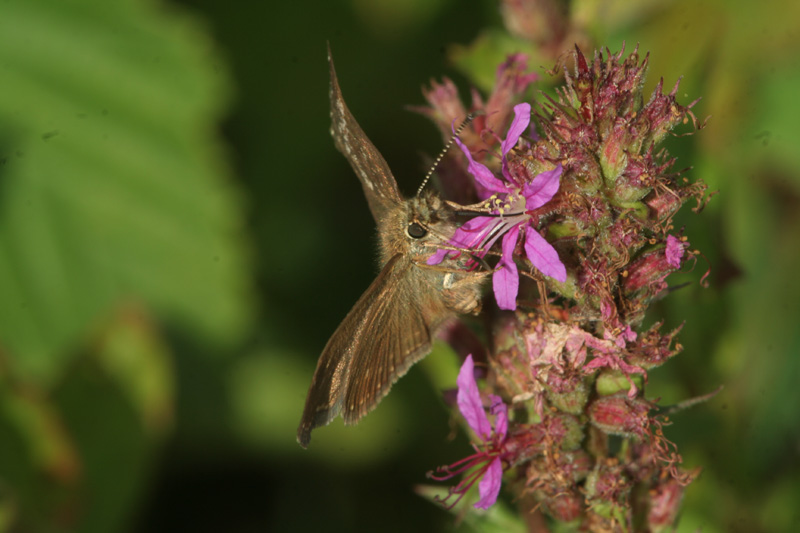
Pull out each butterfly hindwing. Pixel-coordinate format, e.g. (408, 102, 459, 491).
(297, 254, 445, 446)
(341, 260, 449, 425)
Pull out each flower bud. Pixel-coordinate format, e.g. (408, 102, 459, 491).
(627, 321, 683, 369)
(644, 184, 684, 221)
(584, 460, 632, 526)
(588, 394, 650, 438)
(544, 491, 583, 522)
(595, 369, 644, 396)
(418, 78, 465, 130)
(622, 244, 673, 295)
(647, 478, 685, 532)
(500, 0, 567, 47)
(598, 119, 631, 186)
(544, 412, 585, 451)
(639, 78, 692, 147)
(485, 54, 539, 136)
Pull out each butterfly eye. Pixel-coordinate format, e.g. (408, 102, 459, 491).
(407, 222, 427, 239)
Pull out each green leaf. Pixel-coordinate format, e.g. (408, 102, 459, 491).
(54, 354, 155, 533)
(449, 29, 542, 92)
(416, 484, 527, 533)
(92, 306, 175, 435)
(0, 0, 253, 383)
(749, 67, 800, 179)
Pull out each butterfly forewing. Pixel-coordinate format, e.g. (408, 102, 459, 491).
(297, 254, 442, 447)
(328, 47, 403, 224)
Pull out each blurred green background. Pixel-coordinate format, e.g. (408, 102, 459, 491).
(0, 0, 797, 531)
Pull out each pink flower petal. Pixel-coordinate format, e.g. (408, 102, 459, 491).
(488, 395, 508, 439)
(493, 225, 520, 310)
(495, 54, 538, 94)
(426, 216, 499, 265)
(474, 458, 503, 510)
(454, 217, 499, 249)
(453, 135, 507, 192)
(622, 325, 637, 342)
(665, 234, 684, 268)
(426, 248, 450, 266)
(457, 355, 491, 439)
(493, 265, 518, 311)
(501, 103, 531, 157)
(522, 164, 562, 211)
(524, 228, 566, 282)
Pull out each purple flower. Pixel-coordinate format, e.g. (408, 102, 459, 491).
(665, 234, 685, 268)
(429, 103, 567, 310)
(428, 355, 509, 510)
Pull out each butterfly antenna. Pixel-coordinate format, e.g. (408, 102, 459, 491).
(416, 113, 478, 196)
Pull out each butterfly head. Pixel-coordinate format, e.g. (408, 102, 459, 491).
(384, 191, 456, 261)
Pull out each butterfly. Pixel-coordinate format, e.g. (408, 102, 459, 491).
(296, 49, 488, 448)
